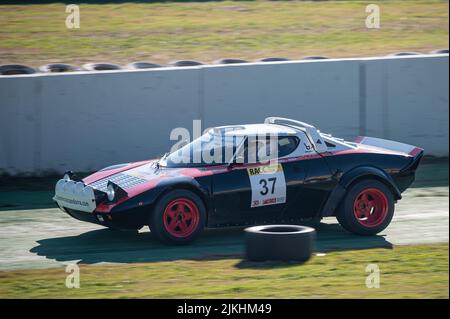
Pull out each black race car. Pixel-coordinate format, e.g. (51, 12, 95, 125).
(54, 117, 423, 244)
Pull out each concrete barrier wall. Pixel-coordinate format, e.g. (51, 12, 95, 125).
(0, 54, 448, 175)
(0, 69, 203, 174)
(203, 60, 360, 139)
(365, 56, 449, 156)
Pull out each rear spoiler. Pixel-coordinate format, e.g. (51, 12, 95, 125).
(354, 136, 424, 157)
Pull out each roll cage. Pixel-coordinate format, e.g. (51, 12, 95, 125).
(264, 117, 328, 153)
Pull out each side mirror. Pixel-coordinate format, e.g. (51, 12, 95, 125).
(228, 162, 240, 169)
(228, 157, 245, 169)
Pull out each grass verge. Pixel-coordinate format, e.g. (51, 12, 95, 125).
(0, 243, 448, 298)
(0, 1, 448, 66)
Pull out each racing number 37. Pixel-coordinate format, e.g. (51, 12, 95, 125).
(248, 164, 287, 208)
(259, 177, 276, 195)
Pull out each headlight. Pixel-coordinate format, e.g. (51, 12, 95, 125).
(106, 183, 115, 201)
(105, 181, 128, 203)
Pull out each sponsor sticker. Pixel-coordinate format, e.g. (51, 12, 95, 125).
(247, 163, 287, 208)
(54, 180, 97, 213)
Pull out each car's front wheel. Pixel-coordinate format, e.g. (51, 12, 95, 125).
(336, 179, 395, 235)
(149, 189, 206, 244)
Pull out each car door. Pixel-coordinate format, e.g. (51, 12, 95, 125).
(281, 135, 335, 219)
(209, 135, 304, 227)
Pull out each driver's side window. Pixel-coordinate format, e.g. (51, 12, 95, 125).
(233, 136, 299, 164)
(278, 136, 299, 157)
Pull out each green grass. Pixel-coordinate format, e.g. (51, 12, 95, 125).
(0, 1, 448, 67)
(0, 243, 448, 298)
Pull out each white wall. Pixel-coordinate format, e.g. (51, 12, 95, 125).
(0, 68, 202, 174)
(365, 55, 449, 156)
(0, 54, 448, 175)
(202, 59, 360, 139)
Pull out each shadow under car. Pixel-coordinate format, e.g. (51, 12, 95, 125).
(30, 222, 392, 266)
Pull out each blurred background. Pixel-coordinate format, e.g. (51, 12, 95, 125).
(0, 0, 448, 66)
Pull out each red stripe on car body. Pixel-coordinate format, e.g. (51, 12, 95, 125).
(83, 159, 156, 184)
(408, 147, 424, 157)
(92, 146, 415, 213)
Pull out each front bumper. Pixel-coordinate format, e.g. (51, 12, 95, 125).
(59, 204, 148, 231)
(53, 179, 99, 213)
(65, 207, 104, 225)
(54, 178, 149, 230)
(63, 207, 118, 227)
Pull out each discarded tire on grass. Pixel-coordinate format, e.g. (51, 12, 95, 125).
(244, 225, 315, 262)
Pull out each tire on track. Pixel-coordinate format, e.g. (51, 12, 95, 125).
(336, 179, 395, 236)
(149, 189, 206, 245)
(244, 225, 316, 261)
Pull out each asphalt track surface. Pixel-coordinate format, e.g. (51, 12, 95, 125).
(0, 163, 448, 271)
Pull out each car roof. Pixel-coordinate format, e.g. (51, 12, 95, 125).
(211, 123, 298, 137)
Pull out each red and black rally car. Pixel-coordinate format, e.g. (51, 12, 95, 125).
(54, 117, 423, 244)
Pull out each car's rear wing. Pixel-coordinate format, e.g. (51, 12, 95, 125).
(355, 136, 424, 157)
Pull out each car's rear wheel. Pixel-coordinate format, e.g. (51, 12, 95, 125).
(336, 179, 394, 235)
(149, 189, 206, 244)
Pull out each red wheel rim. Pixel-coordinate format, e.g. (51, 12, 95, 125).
(163, 198, 200, 238)
(353, 188, 388, 228)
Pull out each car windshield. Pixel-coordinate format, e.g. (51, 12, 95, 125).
(161, 132, 245, 168)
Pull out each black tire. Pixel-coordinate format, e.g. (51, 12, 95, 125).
(336, 179, 395, 236)
(388, 52, 420, 56)
(430, 49, 449, 54)
(244, 225, 315, 261)
(126, 61, 162, 69)
(258, 57, 290, 62)
(214, 58, 248, 64)
(0, 64, 36, 75)
(149, 189, 206, 244)
(301, 56, 328, 60)
(39, 63, 79, 73)
(82, 63, 122, 71)
(170, 60, 204, 67)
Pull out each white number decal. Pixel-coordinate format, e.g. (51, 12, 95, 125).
(247, 163, 287, 208)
